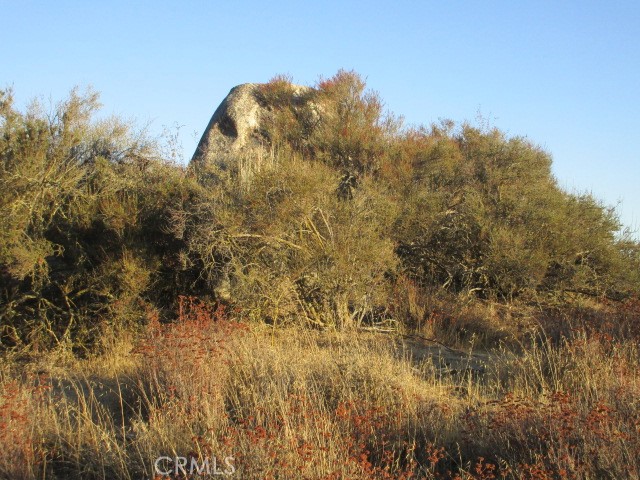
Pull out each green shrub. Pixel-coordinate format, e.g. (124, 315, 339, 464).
(393, 121, 639, 301)
(185, 151, 397, 327)
(0, 89, 206, 350)
(2, 73, 638, 353)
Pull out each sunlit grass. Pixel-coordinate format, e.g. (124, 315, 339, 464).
(2, 298, 638, 479)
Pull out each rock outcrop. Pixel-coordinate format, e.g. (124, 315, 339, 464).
(190, 82, 313, 170)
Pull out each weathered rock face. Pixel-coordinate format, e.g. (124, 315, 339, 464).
(190, 83, 313, 170)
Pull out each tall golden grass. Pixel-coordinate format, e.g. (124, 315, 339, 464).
(2, 297, 638, 479)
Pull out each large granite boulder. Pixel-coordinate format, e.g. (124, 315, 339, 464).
(190, 82, 314, 171)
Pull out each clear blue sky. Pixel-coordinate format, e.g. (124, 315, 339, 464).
(3, 1, 639, 235)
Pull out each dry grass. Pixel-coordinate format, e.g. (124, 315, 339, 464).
(1, 298, 639, 479)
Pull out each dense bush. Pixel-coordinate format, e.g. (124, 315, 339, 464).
(1, 72, 638, 352)
(257, 71, 639, 303)
(391, 123, 639, 301)
(0, 88, 208, 350)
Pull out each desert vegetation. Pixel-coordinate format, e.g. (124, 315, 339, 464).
(1, 71, 639, 479)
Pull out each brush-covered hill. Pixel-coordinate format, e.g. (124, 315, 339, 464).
(1, 71, 639, 351)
